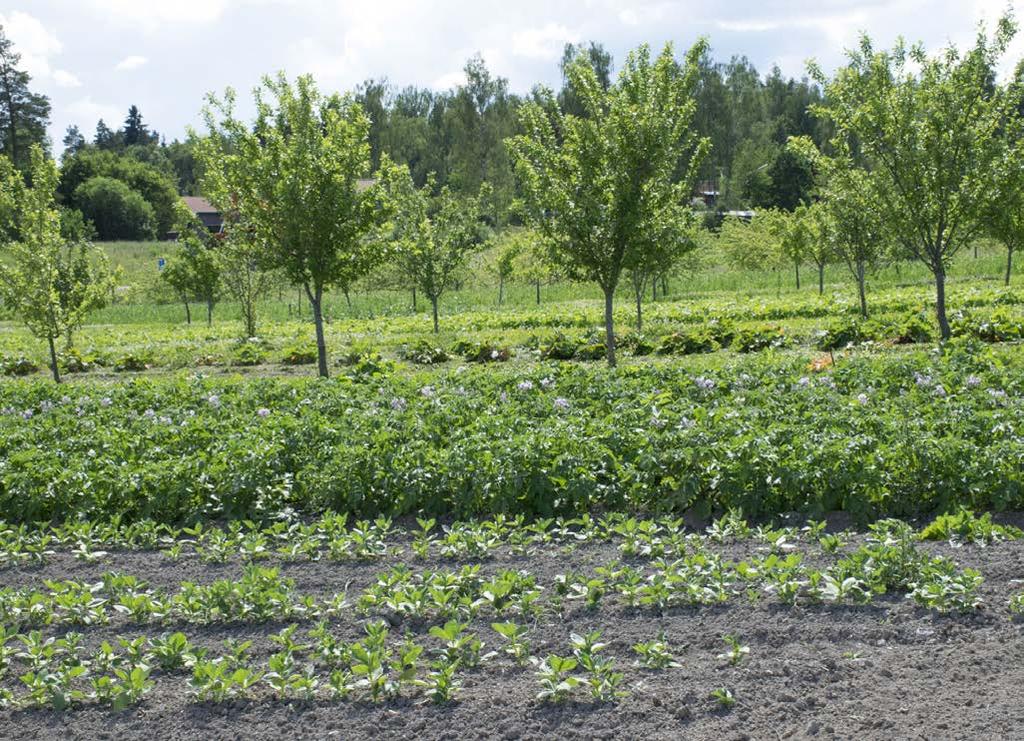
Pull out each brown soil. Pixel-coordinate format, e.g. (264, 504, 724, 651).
(1, 526, 1023, 741)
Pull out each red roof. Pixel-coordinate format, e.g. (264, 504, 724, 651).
(182, 196, 218, 214)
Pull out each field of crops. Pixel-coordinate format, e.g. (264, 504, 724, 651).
(0, 511, 1022, 738)
(2, 253, 1024, 738)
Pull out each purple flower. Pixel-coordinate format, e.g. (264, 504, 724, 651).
(965, 375, 982, 388)
(207, 394, 221, 408)
(797, 376, 811, 389)
(100, 397, 112, 407)
(856, 393, 869, 405)
(517, 380, 534, 392)
(498, 391, 508, 403)
(420, 386, 435, 398)
(933, 385, 947, 397)
(390, 397, 408, 411)
(694, 376, 715, 392)
(540, 377, 554, 390)
(21, 409, 33, 420)
(553, 397, 570, 410)
(257, 408, 271, 417)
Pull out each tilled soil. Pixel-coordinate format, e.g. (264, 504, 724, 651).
(1, 524, 1023, 741)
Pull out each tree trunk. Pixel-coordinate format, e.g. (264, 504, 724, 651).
(934, 263, 950, 341)
(65, 328, 73, 351)
(344, 288, 351, 309)
(431, 296, 440, 333)
(47, 335, 61, 383)
(651, 277, 657, 302)
(306, 284, 329, 378)
(184, 301, 191, 325)
(412, 286, 417, 312)
(856, 261, 868, 318)
(206, 299, 213, 327)
(603, 286, 617, 368)
(632, 273, 644, 331)
(794, 261, 801, 290)
(818, 263, 824, 295)
(498, 276, 504, 306)
(535, 279, 540, 305)
(974, 242, 978, 259)
(661, 275, 668, 296)
(1006, 247, 1014, 287)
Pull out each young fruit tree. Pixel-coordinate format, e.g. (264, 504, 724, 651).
(507, 41, 709, 366)
(194, 73, 399, 377)
(392, 173, 486, 333)
(804, 17, 1024, 339)
(163, 204, 221, 326)
(0, 146, 114, 382)
(215, 218, 279, 338)
(789, 148, 888, 318)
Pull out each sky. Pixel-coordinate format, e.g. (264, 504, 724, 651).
(0, 0, 1021, 153)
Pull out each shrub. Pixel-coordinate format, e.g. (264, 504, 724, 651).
(73, 176, 157, 241)
(401, 340, 449, 365)
(281, 344, 317, 366)
(656, 329, 717, 355)
(539, 333, 578, 361)
(454, 341, 511, 363)
(621, 332, 654, 356)
(60, 349, 95, 373)
(2, 356, 38, 376)
(231, 342, 265, 367)
(113, 353, 150, 372)
(732, 326, 787, 353)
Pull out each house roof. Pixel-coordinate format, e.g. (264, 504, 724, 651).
(182, 196, 219, 215)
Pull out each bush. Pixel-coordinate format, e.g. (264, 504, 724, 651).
(2, 356, 38, 376)
(656, 329, 718, 355)
(281, 344, 317, 365)
(60, 349, 95, 373)
(400, 340, 449, 365)
(539, 333, 578, 361)
(453, 340, 511, 363)
(815, 318, 867, 351)
(732, 325, 787, 353)
(952, 309, 1024, 343)
(621, 332, 655, 356)
(889, 314, 933, 345)
(113, 353, 150, 372)
(73, 176, 157, 240)
(231, 342, 265, 366)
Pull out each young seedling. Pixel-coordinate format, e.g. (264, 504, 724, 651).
(491, 622, 531, 665)
(718, 635, 749, 666)
(632, 633, 681, 669)
(534, 655, 580, 703)
(711, 687, 735, 709)
(415, 658, 462, 704)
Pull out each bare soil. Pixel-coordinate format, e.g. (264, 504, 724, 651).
(1, 523, 1023, 741)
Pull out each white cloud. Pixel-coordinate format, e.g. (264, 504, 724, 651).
(0, 10, 63, 80)
(83, 0, 233, 29)
(52, 69, 82, 88)
(512, 23, 580, 60)
(65, 97, 123, 129)
(115, 55, 148, 71)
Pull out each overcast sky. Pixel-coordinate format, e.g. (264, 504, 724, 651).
(0, 0, 1020, 152)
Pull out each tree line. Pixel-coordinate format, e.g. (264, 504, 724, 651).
(1, 17, 1023, 378)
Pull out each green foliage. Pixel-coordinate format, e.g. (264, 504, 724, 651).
(73, 176, 156, 240)
(802, 16, 1024, 337)
(509, 41, 709, 365)
(0, 147, 116, 381)
(195, 73, 400, 377)
(919, 509, 1023, 544)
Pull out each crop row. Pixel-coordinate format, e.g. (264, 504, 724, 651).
(1, 509, 1019, 569)
(2, 345, 1024, 524)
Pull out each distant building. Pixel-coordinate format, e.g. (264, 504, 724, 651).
(694, 179, 720, 208)
(164, 196, 222, 240)
(182, 196, 223, 232)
